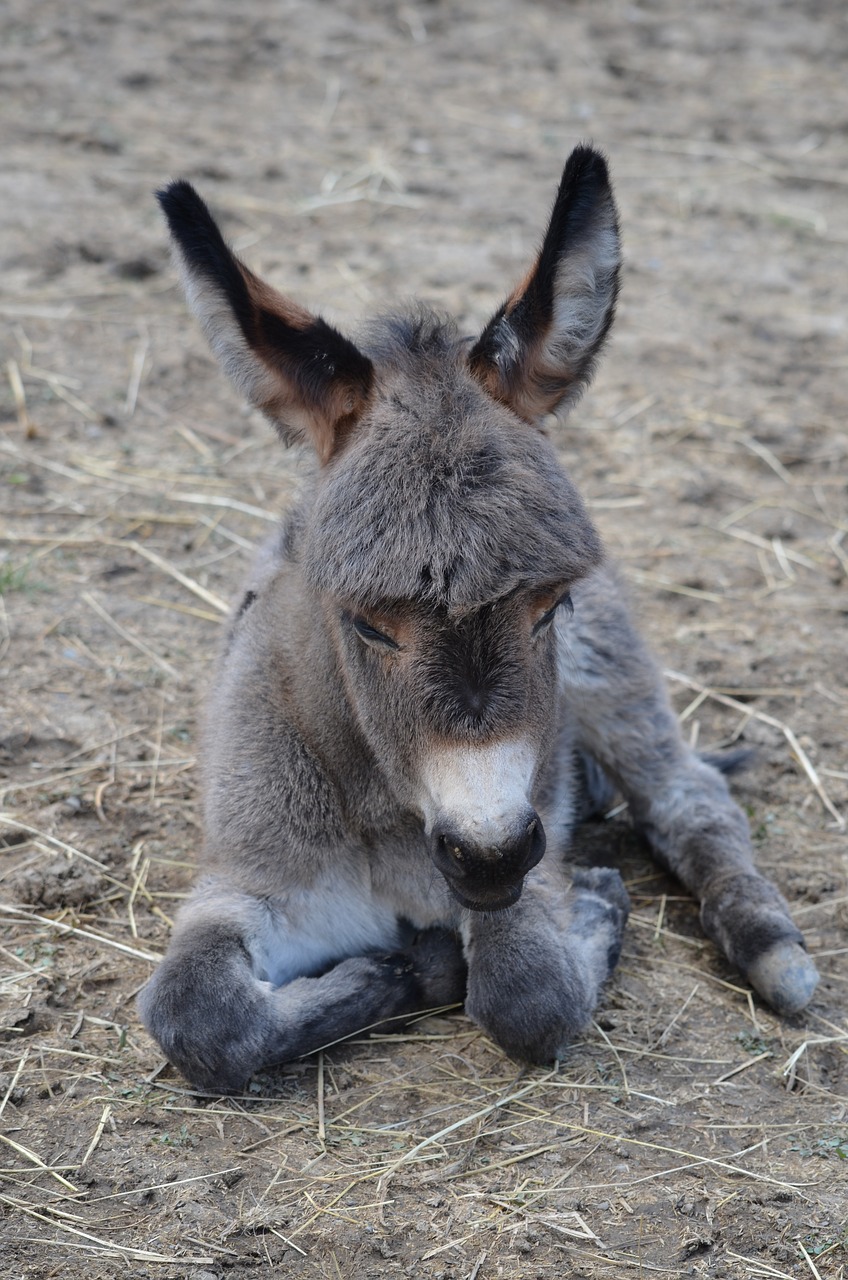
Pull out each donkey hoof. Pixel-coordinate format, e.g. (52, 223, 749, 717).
(408, 927, 468, 1006)
(572, 866, 631, 919)
(746, 940, 819, 1016)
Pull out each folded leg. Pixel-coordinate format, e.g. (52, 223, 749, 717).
(462, 863, 630, 1062)
(138, 884, 466, 1092)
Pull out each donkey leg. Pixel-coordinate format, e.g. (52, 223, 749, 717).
(462, 864, 629, 1063)
(565, 580, 819, 1015)
(632, 755, 819, 1015)
(138, 890, 466, 1093)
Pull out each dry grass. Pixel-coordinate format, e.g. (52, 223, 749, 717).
(2, 334, 845, 1276)
(1, 0, 847, 1275)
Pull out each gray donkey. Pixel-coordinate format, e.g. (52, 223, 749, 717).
(138, 146, 818, 1093)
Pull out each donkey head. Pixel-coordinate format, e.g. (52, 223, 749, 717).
(159, 146, 620, 911)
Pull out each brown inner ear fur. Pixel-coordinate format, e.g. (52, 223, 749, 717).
(241, 271, 374, 465)
(468, 270, 542, 421)
(467, 147, 620, 424)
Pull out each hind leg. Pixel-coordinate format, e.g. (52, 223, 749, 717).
(587, 721, 817, 1014)
(138, 883, 466, 1092)
(630, 755, 818, 1014)
(564, 574, 819, 1014)
(462, 863, 630, 1063)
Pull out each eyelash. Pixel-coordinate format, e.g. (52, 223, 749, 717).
(351, 617, 400, 650)
(350, 594, 572, 648)
(532, 591, 573, 636)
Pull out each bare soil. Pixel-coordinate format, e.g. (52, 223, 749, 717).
(1, 1, 846, 1277)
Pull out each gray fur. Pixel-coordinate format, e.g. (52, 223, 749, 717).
(302, 314, 603, 614)
(138, 147, 817, 1093)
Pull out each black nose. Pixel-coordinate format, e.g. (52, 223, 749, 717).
(430, 811, 546, 911)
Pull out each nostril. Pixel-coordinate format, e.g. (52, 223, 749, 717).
(438, 833, 465, 863)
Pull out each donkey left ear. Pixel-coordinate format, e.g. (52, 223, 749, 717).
(157, 181, 374, 464)
(468, 146, 621, 422)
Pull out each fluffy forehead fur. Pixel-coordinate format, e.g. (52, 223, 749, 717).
(299, 310, 604, 614)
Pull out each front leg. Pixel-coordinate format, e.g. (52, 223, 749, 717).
(564, 569, 819, 1015)
(138, 881, 466, 1093)
(462, 863, 629, 1063)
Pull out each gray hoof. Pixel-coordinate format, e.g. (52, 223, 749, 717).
(572, 866, 631, 919)
(746, 940, 819, 1016)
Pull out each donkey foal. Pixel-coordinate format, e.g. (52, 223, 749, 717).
(139, 147, 818, 1093)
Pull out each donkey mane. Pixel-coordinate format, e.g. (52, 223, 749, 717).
(358, 305, 460, 366)
(297, 305, 604, 614)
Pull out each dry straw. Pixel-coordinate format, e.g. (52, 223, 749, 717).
(1, 118, 845, 1278)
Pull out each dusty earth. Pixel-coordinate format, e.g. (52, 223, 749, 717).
(1, 1, 847, 1277)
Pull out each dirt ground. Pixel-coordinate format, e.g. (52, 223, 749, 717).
(1, 1, 847, 1276)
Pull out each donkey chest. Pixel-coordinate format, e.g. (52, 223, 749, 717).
(259, 876, 400, 986)
(258, 843, 456, 987)
(371, 850, 459, 931)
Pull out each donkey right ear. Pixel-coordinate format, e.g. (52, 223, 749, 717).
(157, 181, 374, 464)
(468, 146, 621, 423)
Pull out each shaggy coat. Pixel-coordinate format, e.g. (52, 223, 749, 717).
(138, 147, 818, 1093)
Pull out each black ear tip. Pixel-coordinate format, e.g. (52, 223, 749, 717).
(155, 179, 218, 235)
(563, 144, 611, 188)
(156, 178, 195, 209)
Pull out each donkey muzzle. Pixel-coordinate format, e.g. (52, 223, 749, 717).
(430, 810, 546, 912)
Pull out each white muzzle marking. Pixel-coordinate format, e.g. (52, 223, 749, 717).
(418, 739, 538, 844)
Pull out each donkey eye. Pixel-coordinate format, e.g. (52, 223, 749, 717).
(532, 591, 573, 637)
(351, 617, 400, 650)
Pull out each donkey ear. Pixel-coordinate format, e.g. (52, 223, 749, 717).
(468, 146, 620, 422)
(157, 181, 374, 463)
